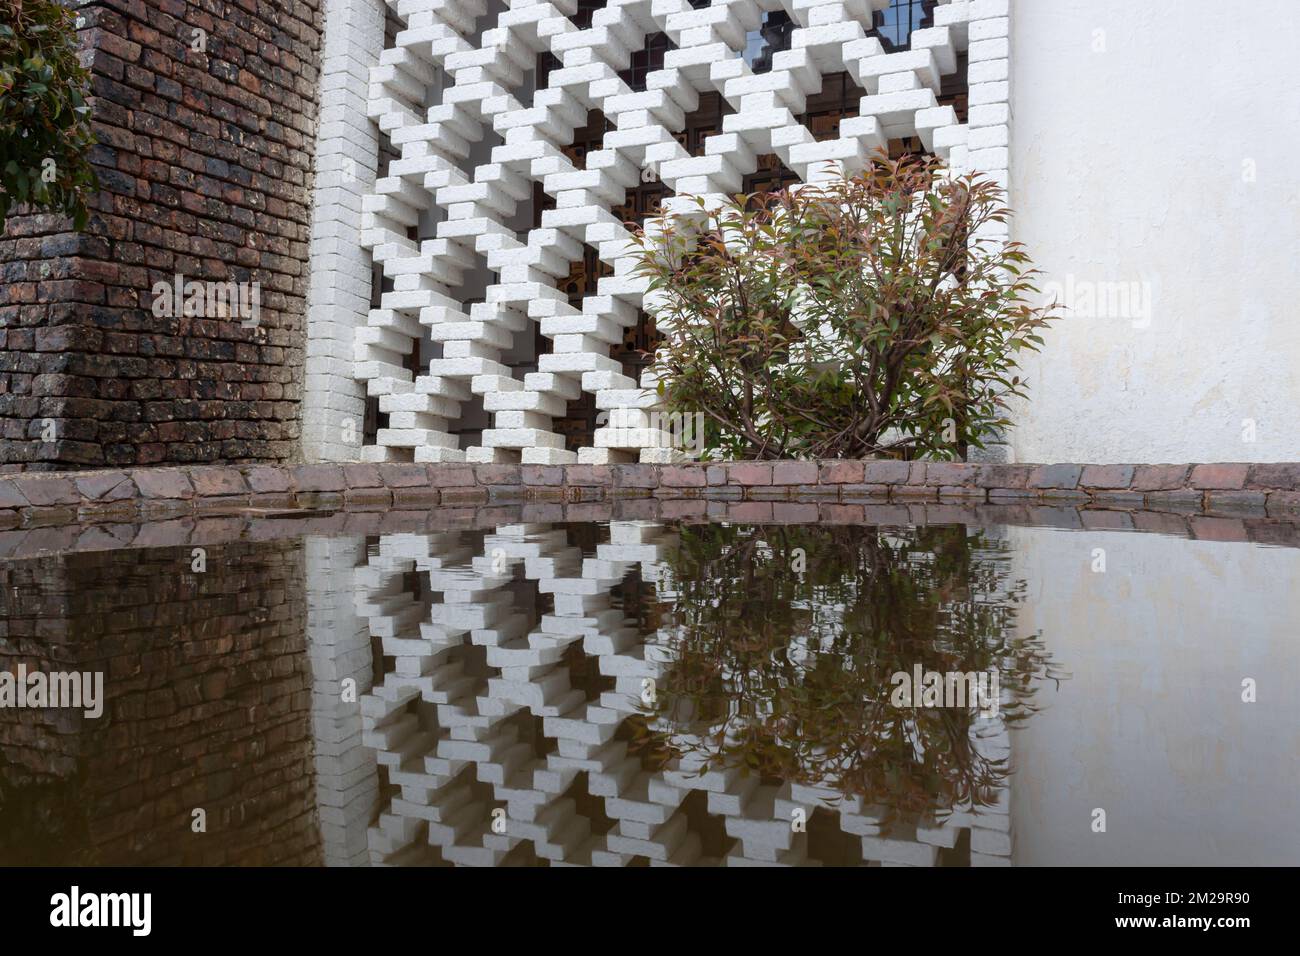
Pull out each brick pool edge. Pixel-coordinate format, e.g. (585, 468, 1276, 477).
(2, 461, 1299, 530)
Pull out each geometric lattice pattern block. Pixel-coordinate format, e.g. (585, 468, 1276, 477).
(352, 522, 1016, 866)
(351, 0, 1011, 465)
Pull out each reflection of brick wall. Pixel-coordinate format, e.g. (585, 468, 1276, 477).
(0, 540, 320, 866)
(0, 1, 323, 471)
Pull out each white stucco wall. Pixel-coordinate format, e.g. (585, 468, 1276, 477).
(1007, 0, 1300, 463)
(1006, 525, 1300, 865)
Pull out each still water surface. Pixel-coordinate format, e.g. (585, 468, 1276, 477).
(1, 518, 1296, 866)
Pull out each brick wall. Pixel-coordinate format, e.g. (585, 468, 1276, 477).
(0, 0, 324, 472)
(0, 539, 320, 865)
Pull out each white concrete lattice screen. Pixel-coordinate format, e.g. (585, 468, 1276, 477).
(351, 523, 1015, 866)
(304, 0, 1013, 463)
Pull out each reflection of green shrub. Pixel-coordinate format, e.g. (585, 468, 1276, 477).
(637, 523, 1061, 819)
(1, 0, 98, 230)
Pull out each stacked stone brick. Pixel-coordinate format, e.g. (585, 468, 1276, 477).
(0, 0, 324, 471)
(0, 540, 320, 865)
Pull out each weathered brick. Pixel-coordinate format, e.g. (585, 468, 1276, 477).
(1189, 463, 1249, 490)
(244, 466, 294, 494)
(384, 463, 433, 488)
(1028, 464, 1083, 489)
(343, 463, 384, 489)
(132, 468, 194, 499)
(522, 465, 564, 486)
(924, 462, 978, 486)
(10, 474, 81, 506)
(976, 464, 1030, 489)
(660, 465, 707, 487)
(0, 481, 29, 509)
(427, 465, 476, 487)
(1246, 463, 1300, 491)
(613, 464, 659, 488)
(859, 460, 910, 484)
(475, 464, 521, 485)
(564, 465, 612, 486)
(293, 465, 345, 493)
(728, 463, 773, 486)
(1131, 464, 1189, 491)
(74, 470, 135, 502)
(771, 461, 818, 485)
(1079, 464, 1135, 489)
(189, 466, 248, 497)
(819, 460, 865, 484)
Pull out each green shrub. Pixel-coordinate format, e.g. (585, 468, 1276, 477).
(1, 0, 98, 230)
(632, 155, 1055, 460)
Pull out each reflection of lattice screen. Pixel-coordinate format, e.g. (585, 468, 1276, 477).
(350, 0, 1010, 466)
(355, 523, 1015, 866)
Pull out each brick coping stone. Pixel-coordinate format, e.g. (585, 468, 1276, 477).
(0, 462, 1298, 533)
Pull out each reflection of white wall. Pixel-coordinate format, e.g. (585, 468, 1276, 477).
(1006, 525, 1300, 865)
(1008, 0, 1300, 463)
(305, 536, 381, 866)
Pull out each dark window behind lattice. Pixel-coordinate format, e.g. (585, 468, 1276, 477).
(800, 72, 865, 143)
(742, 11, 795, 75)
(870, 0, 938, 52)
(569, 0, 606, 30)
(619, 32, 675, 92)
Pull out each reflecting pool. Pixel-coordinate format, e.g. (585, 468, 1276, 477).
(1, 514, 1296, 866)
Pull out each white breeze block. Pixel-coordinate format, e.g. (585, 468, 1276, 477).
(320, 0, 1007, 464)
